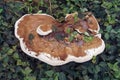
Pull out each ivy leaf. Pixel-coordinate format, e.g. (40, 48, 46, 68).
(0, 8, 3, 13)
(108, 62, 119, 72)
(66, 28, 71, 34)
(92, 56, 96, 64)
(74, 12, 78, 23)
(113, 62, 119, 72)
(114, 71, 120, 79)
(99, 62, 107, 67)
(72, 31, 78, 36)
(108, 62, 120, 78)
(24, 76, 36, 80)
(7, 49, 14, 55)
(59, 72, 66, 80)
(17, 60, 22, 66)
(41, 78, 48, 80)
(80, 8, 88, 12)
(37, 10, 42, 14)
(84, 32, 90, 36)
(22, 67, 32, 76)
(54, 75, 59, 80)
(45, 70, 54, 77)
(28, 0, 33, 2)
(95, 65, 101, 74)
(83, 35, 94, 42)
(13, 52, 19, 59)
(105, 33, 109, 40)
(68, 35, 74, 42)
(106, 25, 112, 31)
(68, 31, 78, 42)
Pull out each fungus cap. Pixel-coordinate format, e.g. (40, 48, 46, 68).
(15, 13, 105, 66)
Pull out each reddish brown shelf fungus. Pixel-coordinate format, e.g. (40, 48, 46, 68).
(15, 12, 105, 66)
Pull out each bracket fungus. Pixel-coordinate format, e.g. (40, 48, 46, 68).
(15, 12, 105, 66)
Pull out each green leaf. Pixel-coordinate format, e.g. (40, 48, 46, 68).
(113, 62, 119, 71)
(108, 62, 120, 77)
(37, 10, 42, 14)
(0, 8, 3, 13)
(92, 56, 96, 64)
(111, 29, 117, 34)
(95, 65, 101, 74)
(17, 60, 22, 65)
(105, 33, 109, 40)
(114, 71, 120, 79)
(83, 36, 94, 42)
(74, 12, 78, 23)
(102, 2, 113, 9)
(3, 56, 9, 67)
(45, 70, 54, 77)
(82, 70, 87, 75)
(84, 32, 90, 36)
(106, 25, 112, 31)
(39, 0, 44, 6)
(68, 35, 74, 42)
(13, 53, 19, 59)
(54, 75, 58, 80)
(41, 78, 48, 80)
(66, 28, 71, 34)
(72, 31, 78, 36)
(48, 78, 54, 80)
(83, 75, 89, 80)
(107, 15, 116, 24)
(7, 49, 14, 55)
(59, 72, 66, 80)
(22, 67, 32, 75)
(24, 76, 36, 80)
(68, 31, 78, 42)
(99, 62, 107, 67)
(28, 0, 32, 2)
(80, 8, 88, 12)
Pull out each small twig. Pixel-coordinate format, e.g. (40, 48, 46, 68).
(48, 0, 52, 14)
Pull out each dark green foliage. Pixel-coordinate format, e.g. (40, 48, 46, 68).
(68, 31, 78, 42)
(83, 35, 93, 42)
(0, 0, 120, 80)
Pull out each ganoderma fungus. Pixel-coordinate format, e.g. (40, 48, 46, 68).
(15, 12, 105, 66)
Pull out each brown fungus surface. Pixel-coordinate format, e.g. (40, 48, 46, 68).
(15, 13, 105, 65)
